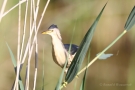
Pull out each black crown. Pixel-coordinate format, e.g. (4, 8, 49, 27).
(48, 24, 58, 30)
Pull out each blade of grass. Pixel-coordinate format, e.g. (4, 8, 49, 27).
(6, 43, 24, 90)
(124, 6, 135, 30)
(41, 47, 45, 90)
(55, 59, 68, 90)
(6, 43, 16, 66)
(64, 3, 107, 84)
(80, 50, 90, 90)
(80, 66, 87, 90)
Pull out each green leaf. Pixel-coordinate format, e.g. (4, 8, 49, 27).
(124, 6, 135, 30)
(55, 64, 67, 90)
(42, 48, 45, 90)
(65, 3, 107, 83)
(80, 68, 87, 90)
(18, 80, 24, 90)
(80, 50, 90, 90)
(6, 42, 16, 67)
(6, 43, 24, 90)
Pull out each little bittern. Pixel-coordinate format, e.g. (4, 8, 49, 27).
(42, 24, 78, 72)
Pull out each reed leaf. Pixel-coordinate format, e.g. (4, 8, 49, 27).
(65, 3, 107, 83)
(80, 50, 90, 90)
(125, 6, 135, 30)
(6, 43, 24, 90)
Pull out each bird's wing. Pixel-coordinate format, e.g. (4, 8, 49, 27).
(64, 44, 79, 55)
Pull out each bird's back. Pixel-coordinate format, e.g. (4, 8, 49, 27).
(64, 44, 79, 55)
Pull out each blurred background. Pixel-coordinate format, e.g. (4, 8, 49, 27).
(0, 0, 135, 90)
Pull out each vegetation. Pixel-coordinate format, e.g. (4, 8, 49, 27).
(0, 0, 135, 90)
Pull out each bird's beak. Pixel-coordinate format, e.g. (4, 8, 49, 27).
(42, 30, 52, 34)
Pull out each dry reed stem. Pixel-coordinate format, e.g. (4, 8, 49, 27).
(21, 0, 50, 64)
(33, 35, 38, 90)
(32, 0, 40, 89)
(14, 0, 22, 90)
(0, 0, 7, 22)
(23, 0, 29, 89)
(19, 0, 29, 62)
(28, 0, 50, 63)
(25, 0, 40, 89)
(1, 0, 26, 18)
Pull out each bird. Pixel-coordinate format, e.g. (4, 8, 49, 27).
(42, 24, 79, 72)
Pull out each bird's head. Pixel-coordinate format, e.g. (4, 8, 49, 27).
(42, 24, 62, 40)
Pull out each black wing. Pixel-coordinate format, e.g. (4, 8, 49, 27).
(64, 44, 79, 55)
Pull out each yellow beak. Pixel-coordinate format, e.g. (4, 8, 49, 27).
(42, 30, 52, 34)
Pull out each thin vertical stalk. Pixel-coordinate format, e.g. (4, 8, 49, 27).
(25, 62, 30, 90)
(17, 0, 21, 64)
(26, 63, 30, 90)
(0, 0, 7, 22)
(24, 64, 28, 90)
(30, 0, 33, 32)
(32, 0, 39, 89)
(14, 0, 22, 90)
(34, 0, 40, 18)
(20, 0, 28, 62)
(33, 38, 38, 90)
(42, 47, 45, 90)
(16, 0, 21, 89)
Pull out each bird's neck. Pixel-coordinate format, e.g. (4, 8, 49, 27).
(51, 35, 66, 67)
(51, 35, 63, 47)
